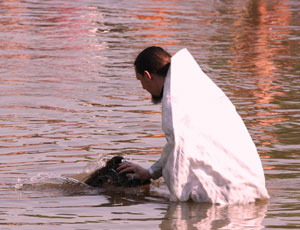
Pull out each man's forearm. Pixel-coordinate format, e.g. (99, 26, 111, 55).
(148, 158, 162, 179)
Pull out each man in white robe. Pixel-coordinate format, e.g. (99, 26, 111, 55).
(118, 46, 269, 204)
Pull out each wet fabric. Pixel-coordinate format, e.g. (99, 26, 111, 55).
(160, 49, 269, 204)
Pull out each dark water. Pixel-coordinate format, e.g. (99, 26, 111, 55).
(0, 0, 299, 229)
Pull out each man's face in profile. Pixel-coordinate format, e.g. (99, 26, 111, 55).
(136, 71, 164, 104)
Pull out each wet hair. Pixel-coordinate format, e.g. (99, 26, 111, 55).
(84, 156, 151, 188)
(134, 46, 171, 77)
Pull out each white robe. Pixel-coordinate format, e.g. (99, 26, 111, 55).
(160, 48, 269, 204)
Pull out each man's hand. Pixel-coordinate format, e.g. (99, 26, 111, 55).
(117, 161, 152, 180)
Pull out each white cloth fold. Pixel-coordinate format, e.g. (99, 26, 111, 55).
(160, 48, 269, 204)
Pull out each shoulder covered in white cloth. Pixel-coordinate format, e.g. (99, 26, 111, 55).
(159, 48, 269, 204)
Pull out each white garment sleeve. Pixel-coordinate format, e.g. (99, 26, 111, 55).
(148, 158, 162, 180)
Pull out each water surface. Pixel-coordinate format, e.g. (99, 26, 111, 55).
(0, 0, 299, 229)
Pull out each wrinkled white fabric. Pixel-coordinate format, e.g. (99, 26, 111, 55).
(161, 48, 269, 204)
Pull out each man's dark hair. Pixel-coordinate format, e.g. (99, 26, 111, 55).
(85, 156, 151, 188)
(134, 46, 171, 77)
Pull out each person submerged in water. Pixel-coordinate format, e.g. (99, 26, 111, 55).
(117, 46, 269, 204)
(85, 156, 151, 188)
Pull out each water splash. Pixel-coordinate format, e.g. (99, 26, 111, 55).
(15, 173, 97, 196)
(14, 156, 135, 196)
(83, 156, 108, 174)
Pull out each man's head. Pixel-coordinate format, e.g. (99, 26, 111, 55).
(134, 46, 171, 104)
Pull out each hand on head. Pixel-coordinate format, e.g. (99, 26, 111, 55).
(117, 161, 152, 181)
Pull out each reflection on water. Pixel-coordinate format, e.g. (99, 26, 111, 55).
(161, 202, 268, 230)
(0, 0, 299, 229)
(227, 0, 294, 155)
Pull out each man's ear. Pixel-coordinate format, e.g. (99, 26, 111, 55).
(143, 70, 152, 80)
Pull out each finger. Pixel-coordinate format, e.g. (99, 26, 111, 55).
(117, 162, 127, 171)
(118, 165, 135, 174)
(117, 162, 133, 171)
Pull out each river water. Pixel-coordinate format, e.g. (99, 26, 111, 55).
(0, 0, 299, 229)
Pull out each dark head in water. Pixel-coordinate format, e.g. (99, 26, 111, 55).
(84, 156, 151, 188)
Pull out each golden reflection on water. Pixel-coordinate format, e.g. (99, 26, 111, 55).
(133, 3, 179, 47)
(0, 0, 30, 62)
(226, 0, 295, 157)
